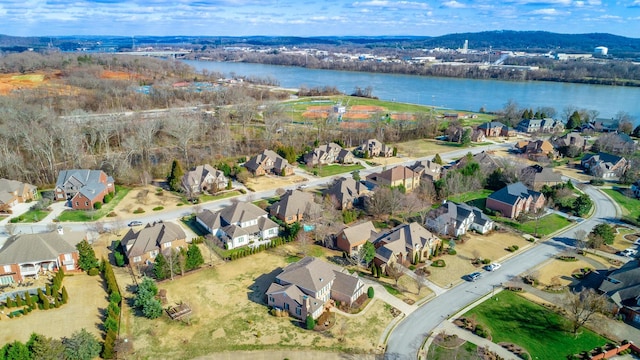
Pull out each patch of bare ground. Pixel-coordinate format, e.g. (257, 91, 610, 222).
(428, 231, 532, 287)
(245, 174, 308, 192)
(536, 255, 609, 289)
(554, 161, 593, 182)
(123, 248, 391, 359)
(0, 273, 108, 344)
(111, 185, 185, 220)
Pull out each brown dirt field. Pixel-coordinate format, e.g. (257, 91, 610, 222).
(122, 245, 391, 358)
(101, 70, 139, 80)
(111, 185, 186, 220)
(394, 139, 461, 158)
(350, 105, 385, 112)
(390, 113, 415, 120)
(302, 111, 329, 118)
(554, 162, 593, 182)
(536, 257, 606, 288)
(0, 73, 46, 95)
(342, 112, 371, 119)
(613, 226, 638, 250)
(366, 157, 407, 167)
(245, 174, 308, 192)
(0, 273, 108, 344)
(339, 122, 369, 129)
(428, 231, 532, 287)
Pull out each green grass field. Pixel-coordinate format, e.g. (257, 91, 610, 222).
(302, 163, 364, 177)
(426, 340, 478, 360)
(447, 189, 493, 206)
(495, 213, 572, 237)
(465, 291, 609, 360)
(12, 209, 50, 223)
(602, 188, 640, 222)
(199, 190, 241, 203)
(56, 186, 131, 222)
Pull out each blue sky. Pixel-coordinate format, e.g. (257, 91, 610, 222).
(1, 0, 639, 38)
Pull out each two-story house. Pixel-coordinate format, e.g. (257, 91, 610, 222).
(182, 164, 228, 195)
(426, 201, 493, 237)
(266, 257, 365, 320)
(358, 139, 393, 157)
(269, 190, 316, 224)
(336, 221, 377, 257)
(581, 152, 629, 178)
(408, 159, 443, 182)
(323, 177, 369, 210)
(304, 143, 355, 167)
(486, 182, 545, 219)
(370, 222, 441, 272)
(0, 178, 38, 213)
(366, 165, 420, 192)
(121, 222, 187, 265)
(197, 202, 279, 249)
(516, 118, 565, 133)
(54, 169, 115, 210)
(477, 121, 510, 137)
(244, 150, 294, 176)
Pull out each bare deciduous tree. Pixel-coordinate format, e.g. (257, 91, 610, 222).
(564, 288, 607, 335)
(387, 263, 404, 287)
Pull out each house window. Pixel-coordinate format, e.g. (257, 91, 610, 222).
(284, 303, 289, 311)
(133, 256, 141, 263)
(268, 296, 274, 303)
(75, 202, 79, 207)
(85, 201, 89, 206)
(296, 307, 302, 316)
(3, 265, 11, 273)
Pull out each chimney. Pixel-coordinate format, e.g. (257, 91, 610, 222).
(303, 295, 310, 311)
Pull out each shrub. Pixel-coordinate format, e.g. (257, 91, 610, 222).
(109, 292, 121, 304)
(589, 179, 605, 186)
(306, 315, 316, 330)
(88, 268, 100, 276)
(482, 258, 491, 264)
(431, 259, 446, 267)
(448, 248, 457, 255)
(367, 286, 374, 298)
(114, 252, 125, 267)
(152, 206, 164, 211)
(106, 211, 117, 217)
(133, 207, 145, 214)
(103, 193, 114, 203)
(408, 265, 416, 271)
(93, 202, 102, 210)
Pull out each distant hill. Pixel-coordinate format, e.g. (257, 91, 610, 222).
(0, 31, 639, 56)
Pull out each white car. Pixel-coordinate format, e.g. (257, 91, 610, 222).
(620, 248, 637, 257)
(485, 263, 502, 271)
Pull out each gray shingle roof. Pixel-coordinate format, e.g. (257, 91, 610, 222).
(123, 222, 186, 258)
(339, 221, 377, 247)
(270, 190, 315, 219)
(598, 261, 640, 307)
(488, 182, 540, 206)
(276, 256, 342, 294)
(0, 231, 84, 266)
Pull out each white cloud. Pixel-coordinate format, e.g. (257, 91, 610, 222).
(351, 1, 430, 10)
(441, 0, 466, 8)
(529, 7, 560, 14)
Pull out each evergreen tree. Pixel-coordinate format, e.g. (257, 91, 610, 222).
(63, 329, 101, 360)
(76, 239, 99, 271)
(153, 253, 169, 280)
(134, 277, 163, 319)
(167, 159, 184, 192)
(433, 153, 444, 165)
(306, 315, 316, 330)
(185, 243, 204, 271)
(27, 333, 66, 360)
(61, 286, 69, 304)
(2, 340, 30, 360)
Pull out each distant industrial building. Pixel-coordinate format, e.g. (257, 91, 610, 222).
(594, 46, 608, 56)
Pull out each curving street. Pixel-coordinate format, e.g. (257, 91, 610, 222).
(384, 185, 619, 359)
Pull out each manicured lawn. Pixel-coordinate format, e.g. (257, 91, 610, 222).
(12, 209, 50, 223)
(447, 189, 493, 207)
(602, 188, 640, 222)
(199, 190, 241, 203)
(465, 291, 609, 360)
(56, 186, 131, 222)
(495, 213, 572, 236)
(303, 163, 364, 177)
(427, 340, 478, 360)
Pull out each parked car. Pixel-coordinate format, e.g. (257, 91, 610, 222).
(484, 263, 502, 271)
(467, 272, 482, 281)
(128, 220, 143, 227)
(620, 248, 637, 257)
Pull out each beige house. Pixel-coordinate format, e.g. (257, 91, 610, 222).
(358, 139, 393, 157)
(336, 221, 377, 256)
(370, 222, 441, 272)
(182, 164, 228, 195)
(244, 150, 294, 176)
(0, 178, 38, 213)
(408, 159, 442, 181)
(121, 222, 187, 265)
(266, 257, 365, 320)
(520, 165, 563, 190)
(366, 165, 420, 192)
(269, 189, 316, 224)
(304, 143, 355, 167)
(323, 177, 369, 210)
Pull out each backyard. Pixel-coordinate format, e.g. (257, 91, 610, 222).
(464, 291, 609, 360)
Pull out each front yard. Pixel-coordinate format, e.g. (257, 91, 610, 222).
(495, 213, 572, 237)
(602, 188, 640, 224)
(464, 291, 609, 360)
(56, 185, 131, 222)
(121, 244, 394, 358)
(300, 163, 364, 178)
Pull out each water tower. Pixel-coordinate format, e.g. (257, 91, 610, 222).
(594, 46, 608, 56)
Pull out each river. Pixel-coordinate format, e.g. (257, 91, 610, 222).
(184, 60, 640, 122)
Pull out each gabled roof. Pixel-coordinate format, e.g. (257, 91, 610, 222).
(75, 182, 107, 202)
(371, 222, 438, 262)
(372, 165, 417, 182)
(0, 231, 84, 266)
(0, 179, 37, 204)
(332, 271, 362, 296)
(582, 152, 624, 165)
(598, 261, 640, 307)
(338, 221, 377, 247)
(276, 256, 342, 293)
(488, 182, 541, 206)
(409, 159, 442, 177)
(183, 164, 225, 188)
(265, 282, 324, 315)
(219, 202, 267, 225)
(122, 222, 186, 258)
(56, 169, 107, 189)
(244, 150, 290, 172)
(324, 177, 367, 205)
(477, 121, 506, 130)
(270, 190, 315, 219)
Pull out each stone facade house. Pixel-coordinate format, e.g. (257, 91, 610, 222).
(197, 202, 279, 250)
(477, 121, 509, 137)
(323, 177, 368, 210)
(552, 133, 588, 152)
(516, 118, 565, 133)
(409, 159, 443, 182)
(358, 139, 393, 157)
(182, 164, 228, 195)
(270, 190, 316, 224)
(244, 150, 294, 176)
(336, 221, 377, 257)
(0, 228, 84, 285)
(370, 222, 441, 272)
(598, 260, 640, 325)
(426, 201, 493, 237)
(366, 165, 420, 192)
(55, 169, 115, 210)
(515, 140, 557, 159)
(520, 165, 564, 190)
(486, 182, 546, 219)
(304, 143, 355, 167)
(121, 222, 188, 266)
(0, 178, 38, 213)
(581, 152, 629, 178)
(266, 257, 365, 320)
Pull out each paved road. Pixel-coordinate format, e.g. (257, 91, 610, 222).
(384, 184, 619, 360)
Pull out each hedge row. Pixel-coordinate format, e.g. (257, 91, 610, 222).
(100, 258, 122, 359)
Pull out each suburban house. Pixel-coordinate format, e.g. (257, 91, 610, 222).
(581, 152, 629, 178)
(477, 121, 509, 137)
(54, 169, 115, 210)
(323, 177, 369, 210)
(366, 165, 421, 192)
(514, 140, 557, 159)
(266, 256, 365, 320)
(409, 159, 443, 181)
(597, 260, 640, 325)
(370, 222, 441, 272)
(336, 221, 377, 257)
(244, 150, 294, 176)
(269, 189, 316, 224)
(0, 178, 38, 213)
(197, 202, 279, 250)
(516, 118, 565, 133)
(632, 180, 640, 198)
(449, 151, 502, 176)
(304, 143, 355, 167)
(471, 129, 486, 143)
(595, 133, 638, 154)
(0, 228, 84, 285)
(358, 139, 393, 157)
(182, 164, 228, 195)
(552, 133, 588, 152)
(583, 118, 619, 133)
(486, 182, 546, 219)
(121, 221, 188, 266)
(520, 165, 564, 190)
(426, 201, 493, 237)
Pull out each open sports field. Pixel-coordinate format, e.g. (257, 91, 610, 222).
(0, 73, 46, 95)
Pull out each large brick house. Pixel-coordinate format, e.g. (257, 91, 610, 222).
(323, 177, 369, 210)
(55, 169, 115, 210)
(477, 121, 509, 137)
(336, 221, 377, 256)
(370, 222, 441, 272)
(0, 228, 84, 285)
(121, 222, 188, 266)
(598, 260, 640, 325)
(366, 165, 421, 192)
(244, 150, 294, 176)
(269, 190, 316, 224)
(304, 142, 355, 167)
(182, 164, 228, 195)
(425, 201, 493, 237)
(581, 152, 629, 178)
(266, 257, 365, 320)
(0, 178, 38, 213)
(486, 182, 545, 219)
